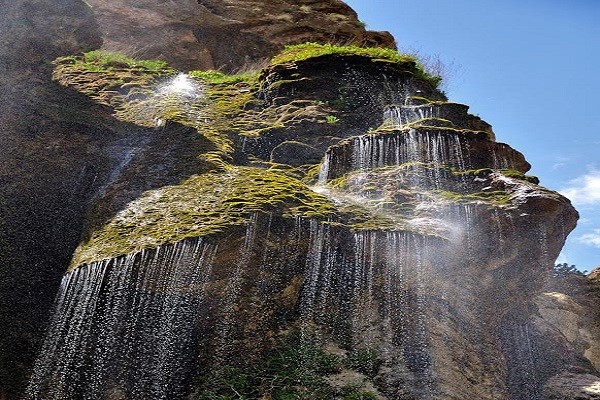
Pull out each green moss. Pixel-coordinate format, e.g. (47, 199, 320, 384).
(407, 96, 435, 105)
(452, 168, 494, 177)
(327, 176, 350, 190)
(405, 117, 455, 128)
(436, 189, 510, 205)
(501, 169, 540, 184)
(271, 43, 417, 66)
(53, 53, 175, 108)
(269, 43, 442, 88)
(55, 55, 254, 162)
(189, 69, 259, 84)
(72, 167, 336, 267)
(303, 165, 322, 185)
(452, 168, 539, 184)
(75, 50, 171, 73)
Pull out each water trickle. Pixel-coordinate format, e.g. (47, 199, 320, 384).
(383, 104, 440, 128)
(488, 142, 526, 171)
(317, 153, 331, 185)
(214, 213, 259, 361)
(159, 73, 204, 100)
(346, 129, 470, 186)
(142, 73, 207, 128)
(502, 318, 542, 400)
(299, 220, 330, 332)
(297, 225, 437, 397)
(350, 231, 378, 349)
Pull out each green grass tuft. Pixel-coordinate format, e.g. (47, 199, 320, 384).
(325, 115, 340, 124)
(77, 50, 170, 72)
(189, 70, 259, 84)
(270, 43, 442, 88)
(270, 43, 417, 66)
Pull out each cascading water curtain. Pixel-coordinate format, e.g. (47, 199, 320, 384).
(26, 238, 216, 400)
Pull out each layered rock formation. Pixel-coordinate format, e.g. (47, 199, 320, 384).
(0, 1, 598, 400)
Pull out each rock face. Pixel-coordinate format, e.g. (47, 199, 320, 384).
(0, 1, 103, 396)
(0, 2, 597, 400)
(85, 0, 396, 71)
(543, 373, 600, 399)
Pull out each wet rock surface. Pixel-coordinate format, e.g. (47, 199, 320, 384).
(0, 1, 597, 400)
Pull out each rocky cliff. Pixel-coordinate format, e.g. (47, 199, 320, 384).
(0, 1, 598, 399)
(85, 0, 395, 71)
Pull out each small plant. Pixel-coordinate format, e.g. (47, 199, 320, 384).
(195, 366, 252, 400)
(330, 96, 349, 109)
(345, 348, 381, 377)
(340, 383, 379, 400)
(326, 115, 340, 124)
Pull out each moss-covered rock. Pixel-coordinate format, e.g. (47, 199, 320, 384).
(29, 41, 585, 400)
(72, 167, 336, 266)
(269, 43, 441, 89)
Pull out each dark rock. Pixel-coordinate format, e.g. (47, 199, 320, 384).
(270, 140, 322, 166)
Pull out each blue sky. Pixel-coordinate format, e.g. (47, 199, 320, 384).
(345, 0, 600, 271)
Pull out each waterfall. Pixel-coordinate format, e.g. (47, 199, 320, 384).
(350, 129, 469, 172)
(317, 153, 331, 185)
(26, 238, 216, 400)
(317, 129, 473, 185)
(299, 220, 333, 333)
(297, 223, 437, 397)
(501, 316, 543, 400)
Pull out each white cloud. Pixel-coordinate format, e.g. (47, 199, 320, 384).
(560, 170, 600, 205)
(552, 156, 570, 171)
(577, 229, 600, 248)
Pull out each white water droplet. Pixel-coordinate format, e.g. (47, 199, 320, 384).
(159, 73, 203, 99)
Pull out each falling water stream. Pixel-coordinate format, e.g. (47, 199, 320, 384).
(26, 238, 217, 399)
